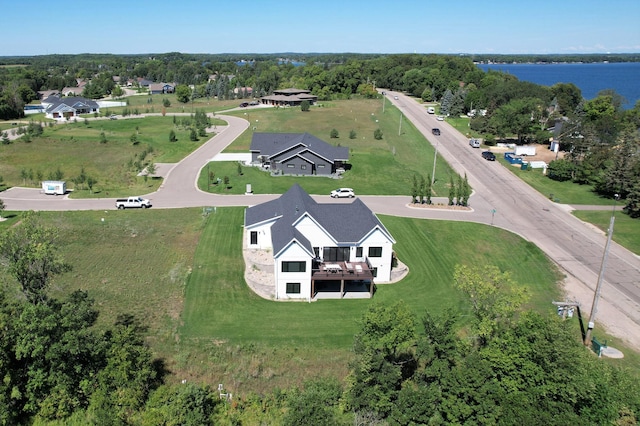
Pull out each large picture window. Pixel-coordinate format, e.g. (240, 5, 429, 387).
(282, 261, 306, 272)
(368, 247, 383, 257)
(323, 247, 350, 262)
(286, 283, 301, 294)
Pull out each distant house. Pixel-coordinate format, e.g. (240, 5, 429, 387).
(37, 89, 60, 100)
(244, 184, 396, 300)
(250, 132, 349, 176)
(260, 88, 318, 106)
(149, 83, 176, 95)
(41, 96, 99, 120)
(233, 86, 253, 97)
(61, 87, 82, 97)
(136, 78, 153, 88)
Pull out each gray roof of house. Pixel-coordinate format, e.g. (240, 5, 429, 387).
(250, 132, 349, 162)
(245, 184, 394, 256)
(43, 96, 99, 113)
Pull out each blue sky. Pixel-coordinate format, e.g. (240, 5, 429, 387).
(2, 0, 639, 56)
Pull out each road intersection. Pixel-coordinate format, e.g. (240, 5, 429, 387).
(3, 101, 640, 351)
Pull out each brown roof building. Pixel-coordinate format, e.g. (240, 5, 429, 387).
(260, 88, 317, 106)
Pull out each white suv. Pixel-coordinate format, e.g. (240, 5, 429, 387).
(330, 188, 355, 198)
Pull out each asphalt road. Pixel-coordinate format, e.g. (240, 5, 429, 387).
(382, 91, 640, 348)
(3, 104, 640, 348)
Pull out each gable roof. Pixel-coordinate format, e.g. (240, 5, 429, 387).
(245, 184, 394, 256)
(250, 132, 349, 162)
(43, 96, 99, 114)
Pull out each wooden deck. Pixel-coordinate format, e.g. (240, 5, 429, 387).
(311, 261, 373, 281)
(311, 261, 375, 299)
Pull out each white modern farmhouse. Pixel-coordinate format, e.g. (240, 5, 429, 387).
(244, 184, 396, 301)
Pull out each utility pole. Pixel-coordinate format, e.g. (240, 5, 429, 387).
(584, 194, 620, 346)
(431, 140, 439, 186)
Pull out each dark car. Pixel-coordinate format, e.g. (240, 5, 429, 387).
(482, 151, 496, 161)
(239, 102, 249, 107)
(432, 128, 440, 136)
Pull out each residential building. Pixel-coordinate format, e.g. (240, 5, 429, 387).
(41, 96, 99, 120)
(260, 88, 318, 106)
(244, 184, 396, 300)
(250, 132, 349, 176)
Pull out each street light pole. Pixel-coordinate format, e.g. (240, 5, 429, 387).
(584, 194, 620, 346)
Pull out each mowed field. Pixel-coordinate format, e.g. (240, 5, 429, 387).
(0, 205, 566, 394)
(2, 95, 639, 394)
(205, 98, 456, 196)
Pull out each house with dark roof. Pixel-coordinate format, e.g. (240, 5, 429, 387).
(260, 88, 318, 106)
(149, 83, 175, 95)
(244, 184, 396, 300)
(41, 96, 100, 120)
(250, 132, 349, 176)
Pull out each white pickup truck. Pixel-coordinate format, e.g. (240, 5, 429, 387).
(115, 196, 152, 209)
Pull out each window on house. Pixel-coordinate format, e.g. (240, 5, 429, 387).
(301, 164, 306, 170)
(356, 247, 363, 257)
(313, 247, 320, 258)
(287, 164, 295, 168)
(250, 231, 258, 245)
(318, 164, 325, 168)
(323, 247, 350, 262)
(372, 267, 378, 278)
(286, 283, 301, 294)
(282, 261, 306, 272)
(368, 247, 383, 257)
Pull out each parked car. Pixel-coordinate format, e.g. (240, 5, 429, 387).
(109, 114, 117, 120)
(393, 96, 399, 100)
(436, 115, 444, 121)
(432, 128, 441, 136)
(239, 102, 249, 107)
(330, 188, 355, 198)
(482, 151, 496, 161)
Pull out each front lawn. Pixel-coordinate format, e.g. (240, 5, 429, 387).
(178, 207, 563, 392)
(201, 99, 457, 196)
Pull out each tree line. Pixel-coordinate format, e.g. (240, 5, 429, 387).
(1, 52, 639, 216)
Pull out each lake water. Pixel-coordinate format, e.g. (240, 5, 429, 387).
(477, 62, 640, 109)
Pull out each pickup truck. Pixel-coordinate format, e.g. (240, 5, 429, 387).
(115, 196, 152, 209)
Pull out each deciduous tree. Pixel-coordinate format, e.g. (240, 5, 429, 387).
(453, 264, 528, 344)
(0, 211, 71, 304)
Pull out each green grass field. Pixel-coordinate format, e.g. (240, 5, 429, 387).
(505, 166, 615, 205)
(0, 206, 575, 393)
(1, 95, 639, 394)
(573, 209, 640, 255)
(197, 99, 455, 196)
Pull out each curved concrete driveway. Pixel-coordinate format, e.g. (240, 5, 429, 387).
(3, 106, 640, 350)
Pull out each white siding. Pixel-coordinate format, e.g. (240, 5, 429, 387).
(245, 219, 277, 250)
(274, 241, 312, 300)
(360, 228, 394, 282)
